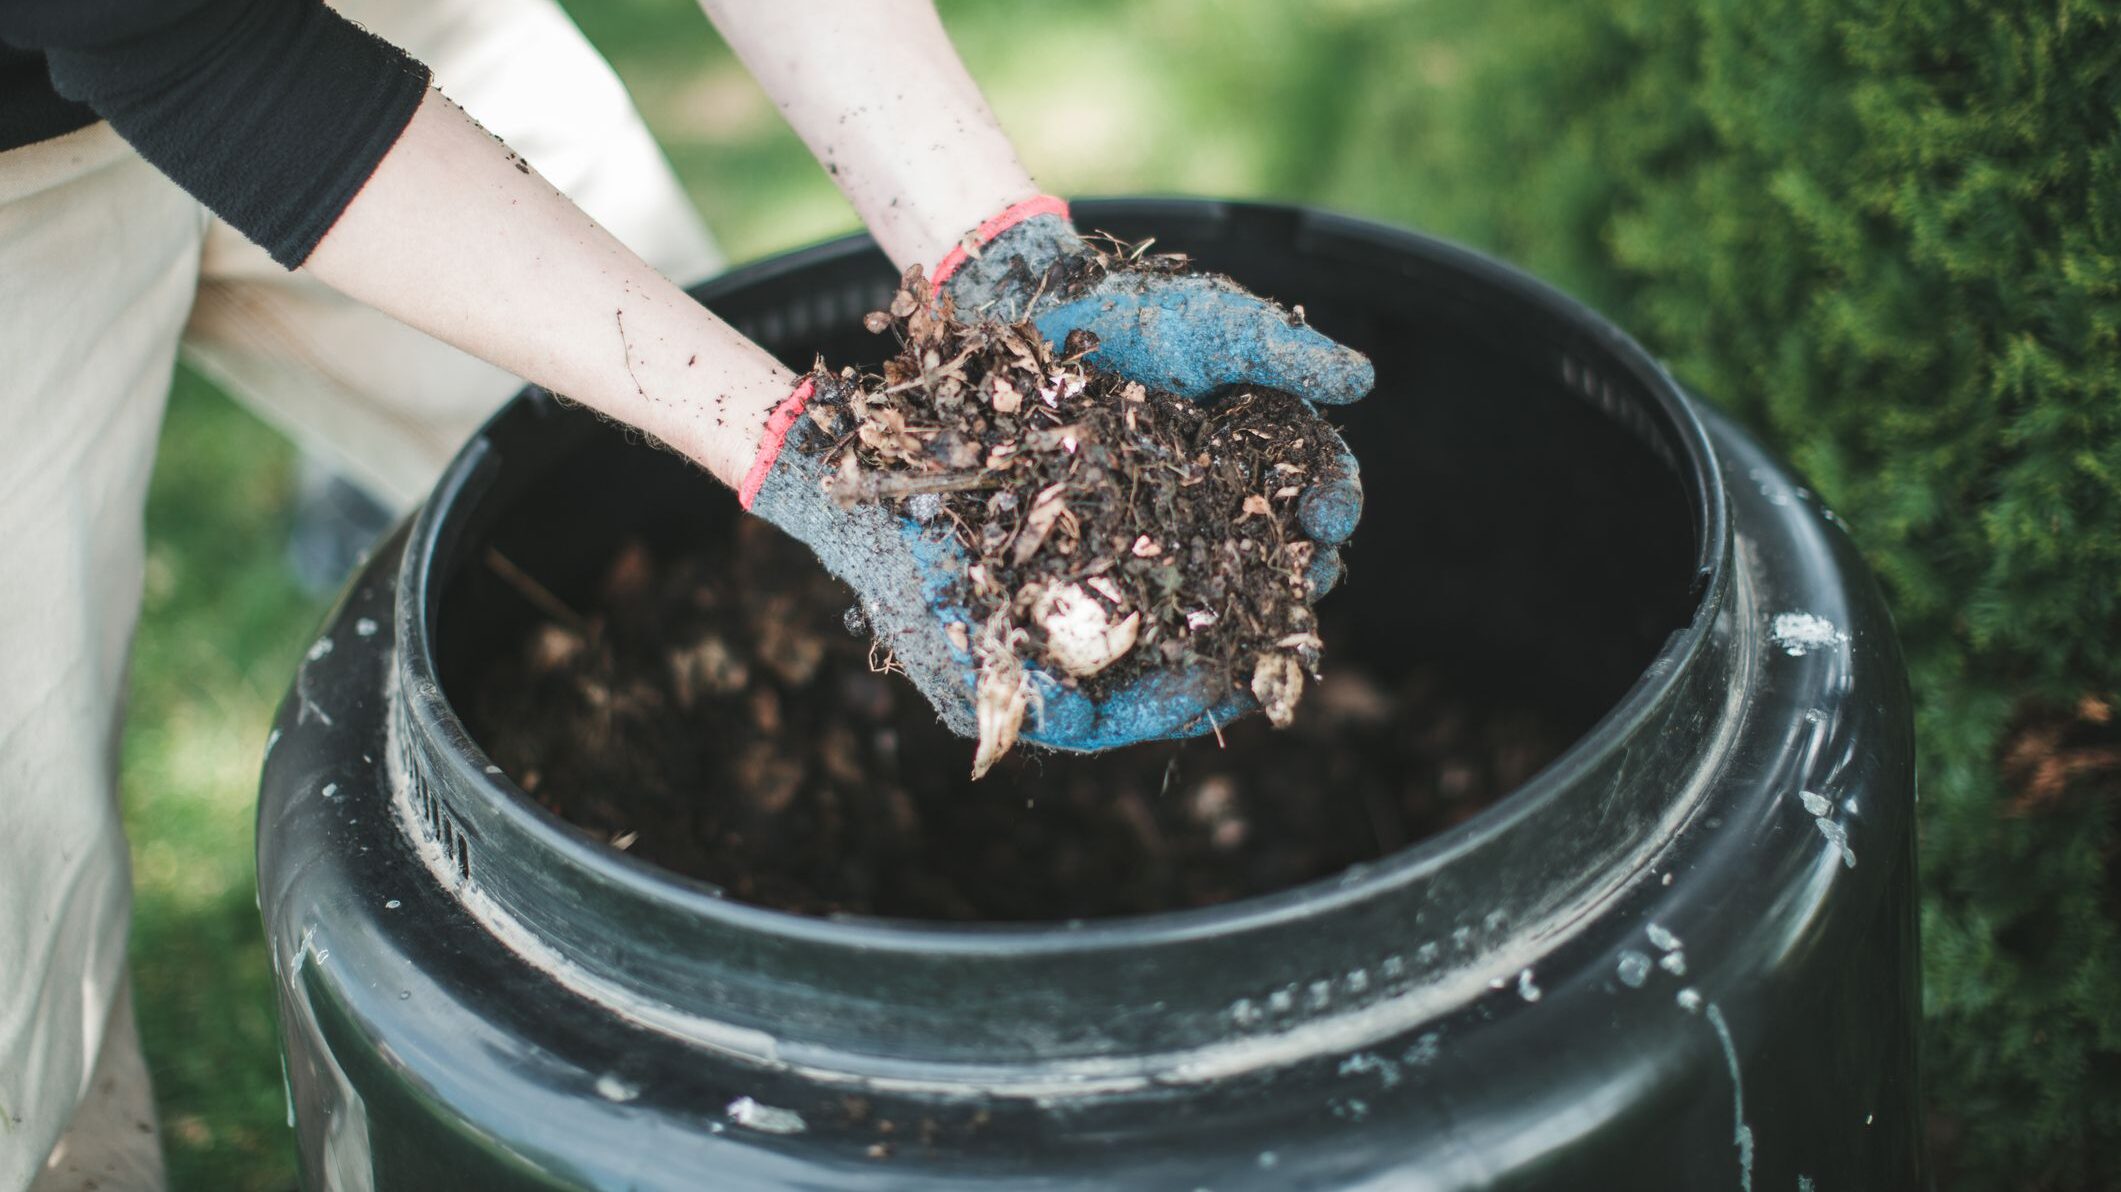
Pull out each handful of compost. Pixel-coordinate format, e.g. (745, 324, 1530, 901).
(742, 227, 1370, 775)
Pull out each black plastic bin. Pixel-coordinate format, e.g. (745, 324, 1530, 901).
(257, 199, 1921, 1189)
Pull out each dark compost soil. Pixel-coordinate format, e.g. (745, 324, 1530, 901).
(471, 522, 1571, 922)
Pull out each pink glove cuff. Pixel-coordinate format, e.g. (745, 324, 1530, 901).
(929, 194, 1071, 288)
(737, 376, 816, 510)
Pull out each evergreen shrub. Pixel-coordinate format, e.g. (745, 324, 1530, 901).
(1306, 1, 2120, 1185)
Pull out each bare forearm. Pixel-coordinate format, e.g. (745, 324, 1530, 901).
(697, 0, 1039, 269)
(304, 89, 792, 487)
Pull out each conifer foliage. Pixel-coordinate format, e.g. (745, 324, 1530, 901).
(1323, 1, 2120, 1184)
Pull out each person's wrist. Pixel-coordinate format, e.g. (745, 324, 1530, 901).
(930, 194, 1073, 287)
(934, 196, 1088, 321)
(736, 374, 819, 509)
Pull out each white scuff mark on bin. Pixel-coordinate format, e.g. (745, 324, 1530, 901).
(595, 1074, 640, 1103)
(1616, 950, 1652, 988)
(1337, 1051, 1403, 1090)
(1658, 951, 1688, 977)
(1749, 466, 1799, 508)
(1770, 612, 1846, 657)
(1647, 923, 1682, 953)
(726, 1095, 806, 1134)
(294, 637, 341, 727)
(297, 691, 333, 727)
(1402, 1032, 1442, 1068)
(1516, 968, 1542, 1003)
(1799, 790, 1857, 868)
(1705, 1003, 1756, 1192)
(355, 617, 379, 638)
(291, 924, 317, 981)
(1676, 988, 1703, 1014)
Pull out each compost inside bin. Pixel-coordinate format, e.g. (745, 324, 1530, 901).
(442, 256, 1699, 923)
(470, 517, 1574, 921)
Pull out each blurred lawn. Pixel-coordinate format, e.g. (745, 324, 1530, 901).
(123, 1, 1426, 1185)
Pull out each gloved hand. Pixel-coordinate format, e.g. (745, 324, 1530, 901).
(744, 372, 1263, 762)
(934, 196, 1372, 746)
(743, 198, 1373, 760)
(740, 372, 1007, 751)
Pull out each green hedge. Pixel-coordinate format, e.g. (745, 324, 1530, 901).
(1307, 0, 2120, 1185)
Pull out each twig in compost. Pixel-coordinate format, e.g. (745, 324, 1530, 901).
(827, 470, 1000, 504)
(485, 548, 589, 634)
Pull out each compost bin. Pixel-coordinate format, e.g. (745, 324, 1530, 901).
(257, 199, 1921, 1189)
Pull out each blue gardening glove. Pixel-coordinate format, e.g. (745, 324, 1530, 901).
(932, 197, 1372, 748)
(744, 375, 1260, 768)
(744, 196, 1374, 765)
(741, 373, 1006, 756)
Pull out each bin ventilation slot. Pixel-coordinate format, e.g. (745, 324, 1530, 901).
(394, 713, 473, 885)
(1560, 354, 1678, 474)
(733, 282, 896, 353)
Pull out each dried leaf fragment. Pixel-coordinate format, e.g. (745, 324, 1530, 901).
(971, 620, 1033, 780)
(1012, 484, 1070, 565)
(1252, 653, 1306, 729)
(1034, 583, 1142, 678)
(990, 376, 1023, 414)
(670, 634, 748, 708)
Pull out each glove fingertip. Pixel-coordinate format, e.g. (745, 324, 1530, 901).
(1298, 471, 1363, 546)
(1306, 548, 1345, 598)
(1243, 319, 1374, 405)
(1306, 344, 1376, 406)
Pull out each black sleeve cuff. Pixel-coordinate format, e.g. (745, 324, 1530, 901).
(44, 0, 432, 268)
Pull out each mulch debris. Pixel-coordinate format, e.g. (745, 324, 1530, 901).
(801, 262, 1337, 774)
